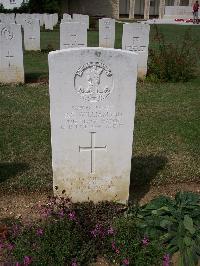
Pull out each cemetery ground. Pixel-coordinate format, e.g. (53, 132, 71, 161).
(0, 23, 200, 265)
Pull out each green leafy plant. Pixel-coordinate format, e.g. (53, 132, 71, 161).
(137, 192, 200, 266)
(148, 25, 198, 82)
(2, 193, 199, 265)
(7, 217, 91, 265)
(106, 216, 166, 266)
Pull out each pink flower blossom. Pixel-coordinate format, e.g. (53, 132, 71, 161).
(0, 242, 4, 250)
(90, 224, 105, 238)
(23, 256, 32, 265)
(41, 208, 51, 218)
(163, 254, 170, 266)
(122, 258, 129, 265)
(58, 210, 64, 218)
(68, 211, 76, 221)
(142, 237, 150, 246)
(16, 262, 20, 266)
(71, 258, 78, 266)
(7, 243, 14, 251)
(112, 242, 120, 254)
(112, 241, 116, 250)
(12, 224, 20, 237)
(107, 227, 114, 235)
(115, 248, 120, 254)
(36, 228, 44, 236)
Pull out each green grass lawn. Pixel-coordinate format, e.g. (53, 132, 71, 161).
(0, 23, 200, 194)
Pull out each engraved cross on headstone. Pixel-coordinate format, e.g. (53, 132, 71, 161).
(79, 132, 107, 174)
(5, 51, 14, 67)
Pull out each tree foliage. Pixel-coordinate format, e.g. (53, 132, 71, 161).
(26, 0, 65, 13)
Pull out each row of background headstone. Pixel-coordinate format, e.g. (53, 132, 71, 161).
(0, 14, 150, 84)
(0, 13, 90, 30)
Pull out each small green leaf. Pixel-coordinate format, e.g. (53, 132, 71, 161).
(183, 215, 195, 234)
(160, 219, 170, 229)
(184, 236, 192, 247)
(158, 206, 170, 212)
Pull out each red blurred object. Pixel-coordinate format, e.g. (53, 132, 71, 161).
(175, 18, 185, 22)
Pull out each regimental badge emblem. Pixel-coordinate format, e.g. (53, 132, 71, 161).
(74, 62, 114, 103)
(1, 27, 14, 40)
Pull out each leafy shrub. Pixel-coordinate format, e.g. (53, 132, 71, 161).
(1, 192, 199, 265)
(106, 216, 167, 266)
(89, 17, 98, 31)
(148, 26, 197, 82)
(137, 192, 200, 266)
(4, 217, 90, 265)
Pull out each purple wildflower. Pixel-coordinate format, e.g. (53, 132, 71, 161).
(91, 228, 98, 237)
(41, 208, 51, 218)
(23, 256, 32, 265)
(112, 241, 120, 254)
(115, 248, 120, 254)
(58, 210, 64, 218)
(142, 237, 150, 246)
(12, 224, 20, 237)
(112, 241, 116, 250)
(68, 211, 76, 221)
(16, 262, 20, 266)
(163, 254, 170, 266)
(7, 243, 14, 251)
(107, 227, 114, 235)
(36, 228, 44, 236)
(122, 258, 129, 265)
(71, 258, 78, 266)
(91, 224, 106, 238)
(0, 242, 4, 250)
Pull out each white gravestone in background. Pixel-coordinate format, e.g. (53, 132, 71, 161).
(122, 23, 150, 78)
(15, 13, 23, 25)
(38, 14, 44, 27)
(60, 22, 87, 49)
(23, 18, 40, 51)
(1, 14, 15, 24)
(73, 14, 89, 29)
(0, 23, 24, 83)
(44, 14, 54, 30)
(99, 18, 115, 48)
(53, 13, 58, 26)
(48, 48, 138, 203)
(63, 13, 72, 22)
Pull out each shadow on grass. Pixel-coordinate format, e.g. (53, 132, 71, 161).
(0, 162, 29, 183)
(25, 73, 48, 83)
(129, 155, 168, 203)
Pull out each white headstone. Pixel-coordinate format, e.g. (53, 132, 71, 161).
(53, 13, 58, 26)
(0, 23, 24, 84)
(60, 22, 87, 50)
(23, 18, 40, 51)
(73, 14, 89, 29)
(39, 14, 44, 27)
(15, 13, 23, 25)
(99, 18, 115, 48)
(122, 23, 150, 78)
(44, 14, 54, 30)
(63, 13, 72, 22)
(48, 48, 138, 203)
(32, 13, 43, 26)
(0, 13, 15, 24)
